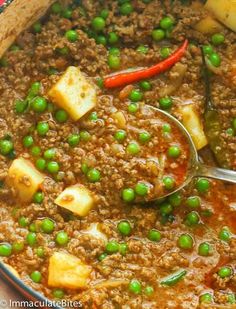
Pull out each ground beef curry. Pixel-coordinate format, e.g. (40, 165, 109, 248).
(0, 0, 236, 308)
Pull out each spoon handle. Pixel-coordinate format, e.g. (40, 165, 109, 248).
(196, 163, 236, 184)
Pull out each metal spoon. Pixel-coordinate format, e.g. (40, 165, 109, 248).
(147, 106, 236, 199)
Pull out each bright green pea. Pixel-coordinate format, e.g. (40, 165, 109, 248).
(31, 97, 47, 113)
(0, 243, 12, 257)
(89, 111, 98, 121)
(12, 242, 24, 253)
(160, 202, 173, 215)
(129, 89, 143, 102)
(109, 47, 120, 56)
(26, 232, 37, 246)
(105, 241, 119, 254)
(159, 97, 173, 109)
(55, 109, 68, 123)
(80, 130, 91, 141)
(96, 77, 104, 88)
(15, 99, 28, 114)
(152, 29, 165, 42)
(226, 128, 234, 136)
(0, 139, 13, 155)
(219, 227, 231, 242)
(122, 188, 135, 202)
(162, 123, 171, 133)
(23, 135, 34, 148)
(128, 103, 139, 113)
(36, 247, 45, 258)
(87, 168, 101, 182)
(119, 242, 128, 256)
(108, 54, 120, 70)
(218, 266, 232, 278)
(139, 131, 151, 143)
(160, 16, 174, 30)
(136, 45, 149, 54)
(148, 229, 161, 242)
(135, 182, 148, 196)
(65, 30, 78, 42)
(163, 176, 175, 190)
(81, 163, 89, 174)
(144, 286, 154, 296)
(129, 279, 142, 294)
(139, 80, 152, 91)
(41, 218, 55, 234)
(120, 2, 133, 15)
(196, 178, 210, 194)
(31, 146, 41, 157)
(29, 223, 37, 232)
(30, 271, 42, 283)
(33, 191, 44, 204)
(160, 46, 171, 59)
(209, 52, 221, 67)
(68, 134, 80, 147)
(185, 211, 200, 226)
(61, 8, 73, 19)
(211, 33, 225, 46)
(96, 35, 107, 46)
(117, 220, 132, 236)
(92, 17, 106, 32)
(108, 32, 119, 45)
(98, 252, 107, 261)
(37, 122, 49, 136)
(114, 130, 127, 142)
(47, 161, 59, 174)
(177, 234, 193, 250)
(44, 148, 56, 160)
(100, 9, 109, 20)
(55, 231, 69, 246)
(18, 216, 29, 227)
(199, 293, 213, 304)
(126, 142, 140, 155)
(28, 82, 41, 97)
(198, 242, 211, 256)
(203, 45, 214, 55)
(168, 192, 182, 207)
(186, 196, 200, 208)
(53, 289, 65, 299)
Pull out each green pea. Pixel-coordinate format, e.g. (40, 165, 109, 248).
(0, 139, 13, 155)
(89, 111, 98, 121)
(226, 128, 234, 136)
(29, 82, 41, 97)
(119, 242, 128, 255)
(98, 252, 108, 261)
(109, 47, 120, 56)
(117, 220, 132, 236)
(36, 247, 45, 258)
(19, 216, 29, 227)
(26, 232, 37, 246)
(44, 148, 56, 160)
(128, 103, 139, 113)
(160, 202, 173, 215)
(65, 30, 78, 42)
(168, 145, 181, 158)
(139, 80, 152, 91)
(31, 97, 47, 113)
(211, 33, 225, 46)
(33, 191, 44, 204)
(168, 192, 182, 207)
(163, 176, 175, 190)
(152, 29, 165, 42)
(47, 161, 59, 174)
(108, 32, 119, 45)
(198, 242, 211, 256)
(114, 130, 127, 142)
(100, 9, 109, 20)
(87, 168, 101, 182)
(219, 227, 231, 242)
(160, 16, 174, 30)
(209, 52, 221, 67)
(29, 223, 37, 232)
(196, 178, 210, 194)
(41, 218, 55, 234)
(31, 146, 41, 157)
(80, 130, 91, 142)
(23, 135, 34, 148)
(30, 271, 42, 283)
(203, 45, 214, 55)
(56, 46, 69, 56)
(136, 45, 149, 54)
(185, 211, 200, 226)
(126, 142, 140, 155)
(199, 293, 213, 304)
(122, 188, 135, 202)
(55, 231, 69, 246)
(0, 243, 12, 257)
(120, 2, 133, 15)
(12, 242, 24, 253)
(105, 241, 119, 254)
(92, 17, 106, 32)
(135, 182, 148, 196)
(108, 55, 120, 70)
(61, 8, 73, 19)
(53, 289, 65, 299)
(227, 293, 236, 304)
(33, 22, 42, 34)
(162, 123, 171, 133)
(144, 286, 154, 296)
(129, 279, 142, 294)
(148, 229, 161, 242)
(218, 266, 232, 278)
(68, 134, 80, 147)
(15, 99, 28, 114)
(10, 45, 21, 52)
(96, 35, 107, 46)
(81, 163, 89, 174)
(55, 109, 68, 123)
(186, 196, 200, 208)
(139, 131, 151, 143)
(37, 122, 49, 136)
(177, 234, 193, 250)
(160, 46, 171, 59)
(129, 89, 143, 102)
(51, 2, 62, 14)
(159, 97, 173, 109)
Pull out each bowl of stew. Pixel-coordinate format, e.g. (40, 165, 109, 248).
(0, 0, 236, 308)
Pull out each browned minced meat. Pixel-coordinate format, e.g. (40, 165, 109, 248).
(0, 1, 236, 309)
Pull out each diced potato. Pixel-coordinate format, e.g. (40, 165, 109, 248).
(111, 111, 126, 129)
(48, 252, 91, 289)
(194, 16, 223, 34)
(82, 223, 107, 243)
(4, 263, 20, 278)
(205, 0, 236, 32)
(48, 66, 97, 121)
(179, 105, 208, 150)
(7, 158, 44, 202)
(54, 184, 94, 217)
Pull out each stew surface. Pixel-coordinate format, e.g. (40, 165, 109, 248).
(0, 0, 236, 308)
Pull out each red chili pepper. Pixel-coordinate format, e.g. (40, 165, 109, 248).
(104, 39, 188, 88)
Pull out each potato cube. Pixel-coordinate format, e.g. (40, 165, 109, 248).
(179, 105, 208, 150)
(194, 16, 223, 34)
(48, 66, 97, 121)
(48, 252, 91, 289)
(111, 111, 126, 129)
(7, 158, 44, 202)
(54, 184, 94, 216)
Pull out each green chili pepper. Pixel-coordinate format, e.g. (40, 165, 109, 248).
(160, 269, 187, 286)
(201, 48, 230, 169)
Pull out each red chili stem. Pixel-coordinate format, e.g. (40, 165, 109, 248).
(104, 39, 188, 89)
